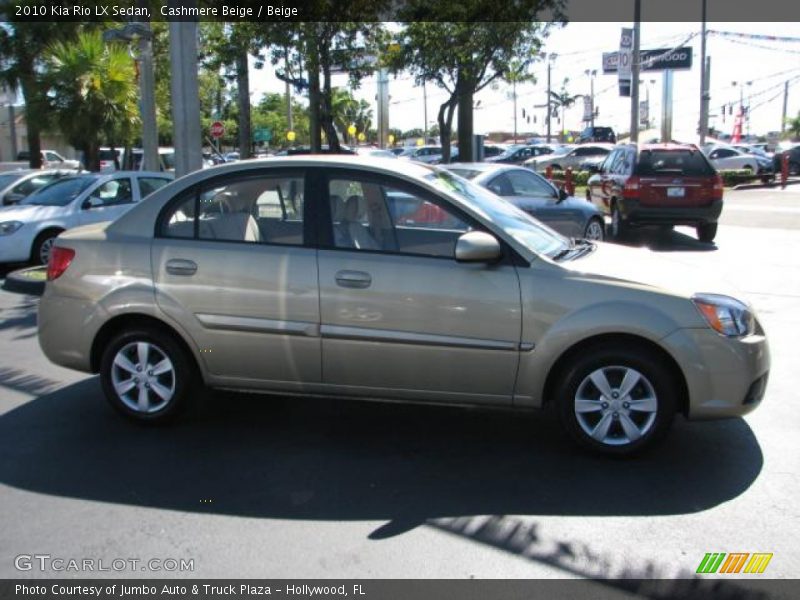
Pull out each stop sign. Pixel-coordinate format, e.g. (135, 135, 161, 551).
(210, 121, 225, 139)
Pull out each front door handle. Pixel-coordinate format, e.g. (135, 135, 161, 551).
(165, 259, 197, 276)
(335, 270, 372, 289)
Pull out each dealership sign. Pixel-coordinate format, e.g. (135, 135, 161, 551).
(603, 47, 693, 73)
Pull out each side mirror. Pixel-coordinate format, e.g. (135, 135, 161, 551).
(585, 163, 600, 174)
(455, 231, 502, 263)
(557, 187, 569, 202)
(4, 193, 24, 205)
(82, 196, 103, 210)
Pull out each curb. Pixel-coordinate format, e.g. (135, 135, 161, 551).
(733, 178, 800, 191)
(2, 266, 46, 296)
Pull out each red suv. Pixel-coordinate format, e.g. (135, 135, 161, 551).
(587, 143, 723, 242)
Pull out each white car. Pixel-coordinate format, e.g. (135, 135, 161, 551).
(705, 145, 773, 175)
(0, 171, 172, 265)
(524, 143, 614, 172)
(0, 169, 82, 206)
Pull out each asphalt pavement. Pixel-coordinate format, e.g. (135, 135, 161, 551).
(0, 188, 798, 592)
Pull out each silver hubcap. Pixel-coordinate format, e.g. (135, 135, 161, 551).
(111, 342, 176, 414)
(574, 366, 658, 446)
(585, 220, 604, 240)
(39, 237, 55, 264)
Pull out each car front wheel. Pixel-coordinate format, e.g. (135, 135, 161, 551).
(610, 203, 627, 239)
(584, 217, 605, 241)
(555, 343, 677, 456)
(100, 328, 195, 423)
(697, 222, 718, 243)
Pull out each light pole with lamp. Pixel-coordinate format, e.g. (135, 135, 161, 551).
(584, 69, 596, 129)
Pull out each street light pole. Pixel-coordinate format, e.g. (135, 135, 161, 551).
(699, 0, 709, 144)
(630, 0, 641, 143)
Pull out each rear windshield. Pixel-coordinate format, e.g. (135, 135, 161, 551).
(636, 150, 715, 177)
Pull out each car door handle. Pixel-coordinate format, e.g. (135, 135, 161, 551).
(335, 270, 372, 289)
(165, 259, 197, 276)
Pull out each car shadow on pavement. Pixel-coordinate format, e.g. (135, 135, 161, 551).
(0, 296, 38, 339)
(613, 227, 717, 252)
(0, 378, 762, 525)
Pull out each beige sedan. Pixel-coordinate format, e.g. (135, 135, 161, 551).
(37, 156, 770, 456)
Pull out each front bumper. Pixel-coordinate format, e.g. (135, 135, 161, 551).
(619, 198, 723, 226)
(0, 228, 34, 263)
(661, 327, 770, 419)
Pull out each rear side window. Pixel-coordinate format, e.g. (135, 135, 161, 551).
(636, 150, 715, 177)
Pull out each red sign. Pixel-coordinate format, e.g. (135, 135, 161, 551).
(210, 121, 225, 139)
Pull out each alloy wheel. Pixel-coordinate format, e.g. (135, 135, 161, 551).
(110, 341, 176, 414)
(573, 365, 658, 446)
(38, 237, 56, 265)
(584, 219, 605, 241)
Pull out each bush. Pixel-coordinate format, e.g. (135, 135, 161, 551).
(547, 170, 592, 187)
(718, 169, 767, 187)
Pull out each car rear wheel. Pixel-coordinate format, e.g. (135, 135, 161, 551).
(789, 162, 800, 176)
(555, 343, 677, 456)
(610, 203, 627, 239)
(100, 328, 195, 423)
(584, 217, 605, 241)
(697, 222, 718, 243)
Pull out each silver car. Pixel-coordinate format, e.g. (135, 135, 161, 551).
(443, 163, 605, 241)
(525, 143, 614, 173)
(38, 156, 770, 456)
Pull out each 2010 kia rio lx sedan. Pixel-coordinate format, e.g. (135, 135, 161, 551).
(37, 156, 770, 456)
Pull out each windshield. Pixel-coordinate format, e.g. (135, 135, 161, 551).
(22, 176, 95, 206)
(0, 173, 25, 189)
(424, 168, 569, 258)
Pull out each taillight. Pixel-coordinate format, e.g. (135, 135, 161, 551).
(712, 174, 724, 197)
(47, 247, 75, 281)
(623, 176, 640, 199)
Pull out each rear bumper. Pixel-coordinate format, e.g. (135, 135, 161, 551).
(619, 198, 723, 226)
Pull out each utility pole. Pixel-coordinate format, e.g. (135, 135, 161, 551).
(629, 0, 641, 143)
(8, 103, 17, 160)
(423, 80, 428, 141)
(285, 53, 293, 132)
(169, 17, 203, 176)
(585, 69, 596, 128)
(546, 55, 553, 144)
(513, 79, 518, 141)
(377, 67, 389, 148)
(699, 0, 710, 145)
(782, 80, 789, 134)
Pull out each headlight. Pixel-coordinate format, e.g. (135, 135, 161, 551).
(692, 293, 755, 337)
(0, 221, 23, 236)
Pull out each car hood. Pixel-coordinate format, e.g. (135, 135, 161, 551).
(0, 203, 66, 222)
(560, 241, 743, 301)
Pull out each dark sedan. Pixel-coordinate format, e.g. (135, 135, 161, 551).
(443, 163, 606, 240)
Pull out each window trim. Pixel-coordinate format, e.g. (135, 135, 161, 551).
(154, 167, 312, 247)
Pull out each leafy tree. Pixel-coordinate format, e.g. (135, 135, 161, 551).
(44, 30, 139, 171)
(0, 9, 80, 167)
(330, 88, 373, 144)
(263, 4, 387, 152)
(389, 2, 563, 162)
(549, 78, 581, 142)
(786, 112, 800, 140)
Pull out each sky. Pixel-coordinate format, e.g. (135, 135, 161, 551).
(248, 21, 800, 143)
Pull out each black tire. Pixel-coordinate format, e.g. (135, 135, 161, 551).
(697, 222, 718, 243)
(99, 327, 196, 423)
(610, 202, 627, 239)
(554, 342, 677, 456)
(30, 229, 62, 266)
(789, 162, 800, 176)
(583, 217, 605, 241)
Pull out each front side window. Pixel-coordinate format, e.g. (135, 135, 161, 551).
(139, 177, 171, 198)
(160, 174, 305, 245)
(504, 170, 556, 197)
(328, 176, 470, 258)
(87, 178, 133, 208)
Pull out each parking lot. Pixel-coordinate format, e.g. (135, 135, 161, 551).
(0, 186, 798, 589)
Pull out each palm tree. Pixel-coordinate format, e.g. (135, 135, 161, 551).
(786, 112, 800, 140)
(44, 30, 139, 171)
(549, 78, 582, 143)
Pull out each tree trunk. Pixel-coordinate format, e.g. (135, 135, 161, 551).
(236, 50, 251, 159)
(82, 143, 100, 172)
(307, 45, 322, 153)
(19, 71, 43, 169)
(457, 88, 474, 163)
(320, 57, 341, 152)
(437, 97, 457, 163)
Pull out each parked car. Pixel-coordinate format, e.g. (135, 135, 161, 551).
(130, 148, 177, 172)
(578, 126, 617, 144)
(37, 156, 769, 456)
(587, 143, 723, 242)
(355, 148, 398, 159)
(443, 163, 605, 240)
(275, 145, 356, 156)
(486, 145, 555, 165)
(398, 145, 443, 164)
(16, 149, 82, 170)
(704, 144, 773, 178)
(772, 144, 800, 176)
(0, 171, 172, 265)
(577, 154, 608, 173)
(524, 144, 614, 173)
(0, 169, 81, 206)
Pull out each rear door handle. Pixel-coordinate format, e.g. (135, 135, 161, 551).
(165, 259, 197, 276)
(335, 270, 372, 289)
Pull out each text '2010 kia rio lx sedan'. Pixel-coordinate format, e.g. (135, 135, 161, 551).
(37, 156, 770, 456)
